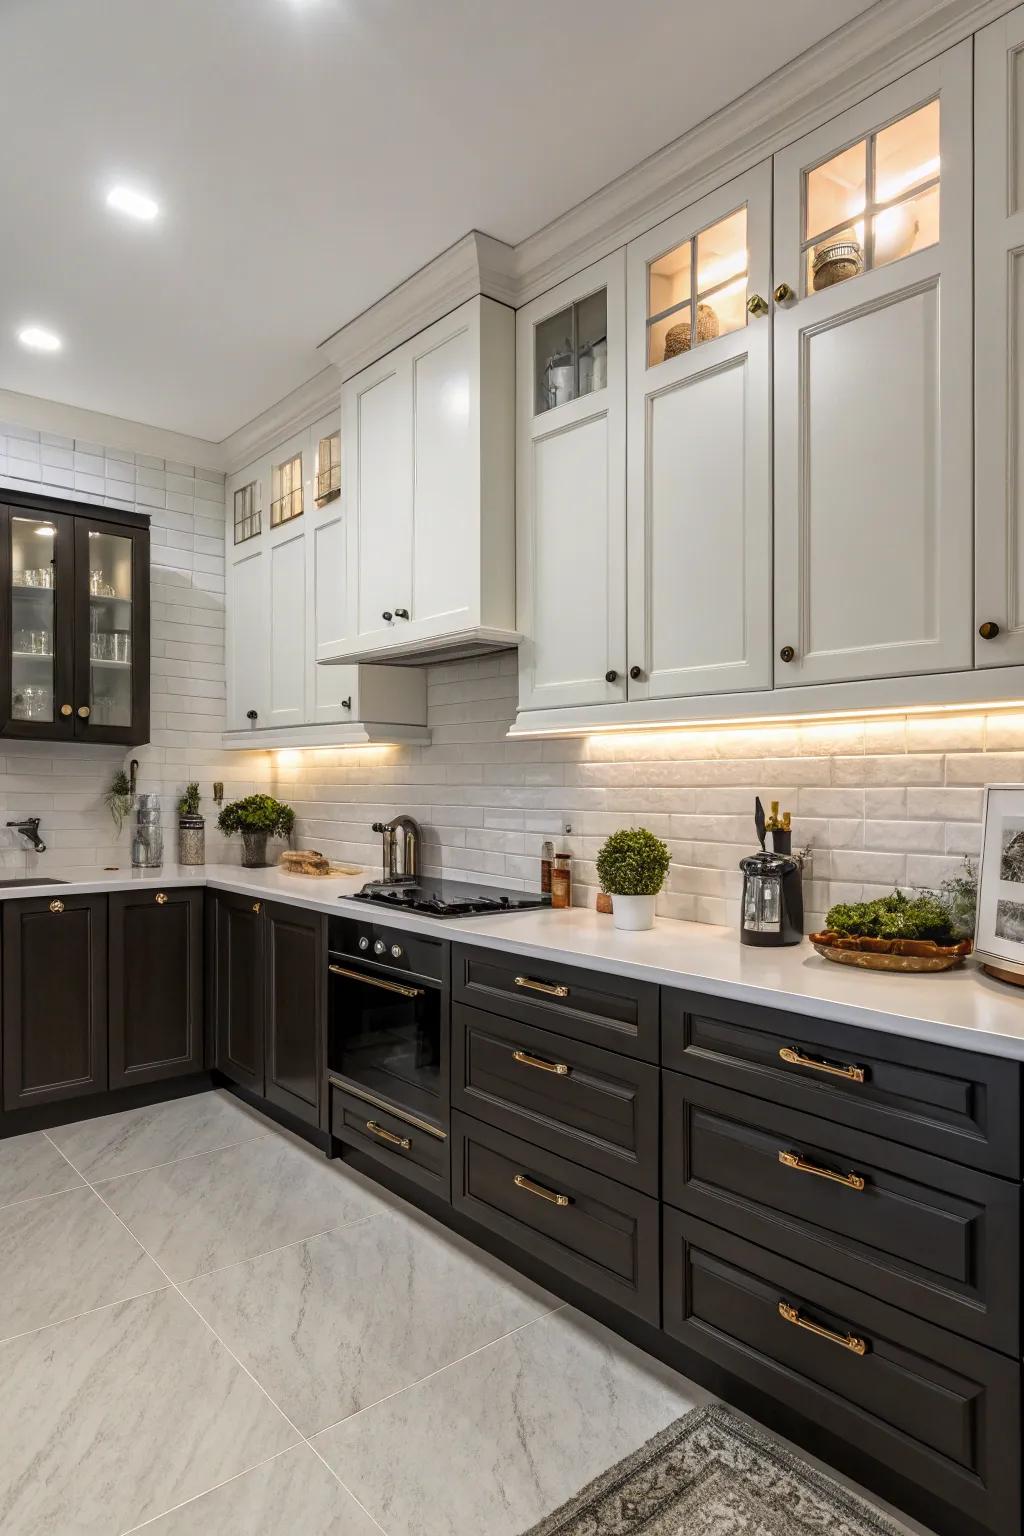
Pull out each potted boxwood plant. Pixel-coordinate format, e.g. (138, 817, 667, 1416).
(217, 793, 295, 868)
(595, 826, 670, 932)
(177, 782, 205, 866)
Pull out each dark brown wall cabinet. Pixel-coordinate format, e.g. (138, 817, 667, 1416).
(212, 892, 324, 1129)
(0, 489, 150, 746)
(108, 888, 204, 1088)
(2, 893, 108, 1109)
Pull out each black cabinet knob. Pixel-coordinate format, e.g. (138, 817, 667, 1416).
(394, 607, 410, 620)
(246, 709, 258, 720)
(382, 611, 393, 622)
(605, 669, 618, 683)
(979, 621, 1001, 640)
(629, 665, 642, 680)
(341, 696, 352, 709)
(779, 645, 796, 663)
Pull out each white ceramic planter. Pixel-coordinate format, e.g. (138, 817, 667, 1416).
(611, 893, 656, 931)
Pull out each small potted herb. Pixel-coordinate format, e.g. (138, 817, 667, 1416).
(177, 782, 205, 867)
(217, 793, 295, 868)
(105, 768, 134, 836)
(595, 827, 671, 932)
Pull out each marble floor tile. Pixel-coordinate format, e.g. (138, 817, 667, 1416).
(0, 1288, 296, 1536)
(313, 1305, 709, 1536)
(124, 1445, 384, 1535)
(185, 1207, 559, 1435)
(0, 1185, 165, 1342)
(47, 1088, 270, 1182)
(0, 1129, 84, 1209)
(98, 1131, 394, 1281)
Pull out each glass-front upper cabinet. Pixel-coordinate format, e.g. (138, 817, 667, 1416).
(645, 204, 750, 367)
(533, 286, 608, 415)
(0, 493, 149, 744)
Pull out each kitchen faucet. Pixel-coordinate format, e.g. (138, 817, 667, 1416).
(7, 817, 46, 853)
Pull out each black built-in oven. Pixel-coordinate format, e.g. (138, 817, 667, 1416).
(327, 915, 449, 1133)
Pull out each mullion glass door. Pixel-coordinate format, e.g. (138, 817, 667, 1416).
(74, 518, 147, 742)
(3, 506, 74, 738)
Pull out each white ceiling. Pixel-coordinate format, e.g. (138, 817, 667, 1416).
(0, 0, 877, 443)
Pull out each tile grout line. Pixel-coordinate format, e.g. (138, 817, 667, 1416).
(0, 1282, 173, 1349)
(41, 1128, 391, 1536)
(0, 1177, 89, 1215)
(57, 1126, 275, 1187)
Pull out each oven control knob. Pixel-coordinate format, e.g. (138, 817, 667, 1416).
(373, 939, 386, 956)
(358, 936, 369, 951)
(390, 943, 403, 959)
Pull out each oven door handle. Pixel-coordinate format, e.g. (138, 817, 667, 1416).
(328, 963, 425, 999)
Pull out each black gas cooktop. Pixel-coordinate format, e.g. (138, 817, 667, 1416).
(349, 876, 549, 919)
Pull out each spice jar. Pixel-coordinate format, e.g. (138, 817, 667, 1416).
(551, 852, 572, 909)
(540, 839, 554, 896)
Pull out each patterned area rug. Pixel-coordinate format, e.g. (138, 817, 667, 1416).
(521, 1404, 909, 1535)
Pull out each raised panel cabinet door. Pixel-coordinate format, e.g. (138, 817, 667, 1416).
(344, 354, 413, 653)
(517, 252, 627, 711)
(226, 542, 268, 731)
(773, 44, 973, 686)
(108, 888, 204, 1088)
(264, 899, 324, 1128)
(213, 890, 265, 1094)
(626, 164, 773, 701)
(2, 894, 107, 1109)
(976, 9, 1024, 666)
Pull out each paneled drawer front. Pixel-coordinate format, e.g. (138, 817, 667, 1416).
(452, 1003, 659, 1194)
(663, 1071, 1020, 1354)
(451, 1112, 660, 1323)
(330, 1081, 450, 1201)
(664, 1210, 1021, 1536)
(663, 989, 1021, 1177)
(453, 945, 658, 1062)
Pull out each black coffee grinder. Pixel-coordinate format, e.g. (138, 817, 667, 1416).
(739, 798, 804, 946)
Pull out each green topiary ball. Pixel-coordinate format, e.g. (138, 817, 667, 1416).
(595, 827, 671, 897)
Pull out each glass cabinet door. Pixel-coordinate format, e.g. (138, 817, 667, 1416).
(74, 517, 148, 742)
(3, 505, 75, 738)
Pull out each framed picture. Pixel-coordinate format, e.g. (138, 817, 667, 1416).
(975, 784, 1024, 983)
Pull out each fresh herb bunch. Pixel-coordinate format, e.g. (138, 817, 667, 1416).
(105, 769, 134, 836)
(177, 782, 201, 818)
(825, 889, 957, 945)
(217, 794, 295, 838)
(935, 856, 977, 939)
(595, 827, 671, 897)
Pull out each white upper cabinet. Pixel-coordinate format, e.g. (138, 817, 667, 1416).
(265, 427, 308, 730)
(225, 464, 268, 732)
(329, 296, 517, 664)
(306, 408, 353, 724)
(626, 165, 773, 701)
(516, 252, 626, 711)
(772, 44, 973, 688)
(976, 8, 1024, 668)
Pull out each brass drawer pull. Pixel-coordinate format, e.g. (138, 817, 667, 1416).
(513, 1172, 571, 1207)
(778, 1300, 867, 1356)
(155, 892, 168, 905)
(366, 1120, 411, 1151)
(779, 1046, 865, 1083)
(49, 898, 64, 914)
(329, 963, 424, 999)
(778, 1150, 865, 1191)
(514, 975, 569, 999)
(512, 1048, 570, 1077)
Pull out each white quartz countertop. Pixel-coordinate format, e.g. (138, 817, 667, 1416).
(13, 861, 1024, 1060)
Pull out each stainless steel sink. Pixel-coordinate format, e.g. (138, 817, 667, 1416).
(0, 878, 68, 887)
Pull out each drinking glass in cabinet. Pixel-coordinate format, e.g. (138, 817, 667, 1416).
(10, 517, 56, 723)
(802, 99, 940, 294)
(534, 288, 608, 414)
(87, 530, 133, 729)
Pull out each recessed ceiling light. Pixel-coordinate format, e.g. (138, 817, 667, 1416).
(106, 185, 159, 221)
(17, 325, 61, 352)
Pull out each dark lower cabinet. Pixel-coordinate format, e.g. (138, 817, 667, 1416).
(108, 888, 204, 1088)
(265, 901, 325, 1127)
(211, 891, 324, 1130)
(2, 893, 107, 1109)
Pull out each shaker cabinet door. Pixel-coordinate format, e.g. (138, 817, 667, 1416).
(212, 890, 265, 1094)
(626, 162, 773, 701)
(264, 900, 324, 1129)
(226, 541, 269, 732)
(2, 894, 107, 1110)
(976, 8, 1024, 666)
(516, 251, 627, 711)
(108, 887, 204, 1088)
(343, 354, 413, 655)
(772, 44, 973, 686)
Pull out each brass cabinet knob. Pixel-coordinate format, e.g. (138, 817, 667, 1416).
(746, 293, 769, 317)
(49, 899, 64, 914)
(252, 901, 261, 914)
(60, 704, 72, 717)
(605, 670, 618, 683)
(979, 621, 1001, 640)
(629, 665, 643, 680)
(774, 282, 796, 303)
(155, 892, 168, 904)
(779, 645, 796, 663)
(77, 705, 91, 718)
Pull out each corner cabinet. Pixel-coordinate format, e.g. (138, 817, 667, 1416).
(0, 489, 150, 745)
(108, 888, 204, 1088)
(327, 296, 518, 665)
